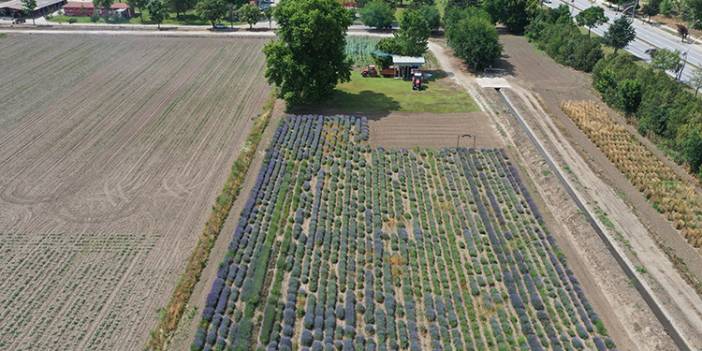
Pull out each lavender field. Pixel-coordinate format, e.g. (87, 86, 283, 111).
(193, 115, 614, 351)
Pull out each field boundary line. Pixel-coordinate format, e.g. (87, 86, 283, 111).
(497, 88, 693, 351)
(146, 92, 277, 351)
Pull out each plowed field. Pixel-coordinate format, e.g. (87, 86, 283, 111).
(0, 34, 270, 350)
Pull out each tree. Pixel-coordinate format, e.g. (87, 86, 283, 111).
(651, 48, 681, 74)
(196, 0, 227, 27)
(446, 8, 502, 71)
(575, 6, 607, 36)
(264, 0, 352, 105)
(93, 0, 114, 20)
(483, 0, 534, 34)
(686, 0, 702, 28)
(147, 0, 166, 28)
(677, 23, 689, 42)
(126, 0, 146, 21)
(617, 79, 642, 114)
(660, 0, 672, 15)
(679, 125, 702, 173)
(395, 8, 431, 56)
(604, 16, 636, 52)
(263, 6, 273, 28)
(359, 0, 394, 29)
(238, 3, 260, 29)
(21, 0, 36, 25)
(410, 0, 434, 7)
(690, 66, 702, 96)
(418, 4, 440, 30)
(641, 2, 659, 22)
(166, 0, 196, 19)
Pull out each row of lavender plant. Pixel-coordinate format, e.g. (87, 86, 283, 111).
(192, 115, 614, 351)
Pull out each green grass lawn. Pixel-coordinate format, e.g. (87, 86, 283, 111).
(306, 71, 479, 114)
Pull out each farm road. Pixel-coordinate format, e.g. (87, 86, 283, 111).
(429, 37, 702, 350)
(0, 27, 393, 37)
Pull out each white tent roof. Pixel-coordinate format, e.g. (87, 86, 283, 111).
(391, 55, 426, 66)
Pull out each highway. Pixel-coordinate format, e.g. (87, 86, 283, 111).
(546, 0, 701, 82)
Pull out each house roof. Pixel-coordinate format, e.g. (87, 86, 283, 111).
(391, 55, 426, 66)
(0, 0, 65, 11)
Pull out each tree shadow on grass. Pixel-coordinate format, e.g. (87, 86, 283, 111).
(423, 69, 449, 82)
(289, 90, 401, 120)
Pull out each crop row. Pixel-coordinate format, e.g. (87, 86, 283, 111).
(192, 115, 614, 351)
(562, 101, 702, 248)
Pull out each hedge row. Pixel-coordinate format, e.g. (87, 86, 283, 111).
(526, 5, 603, 73)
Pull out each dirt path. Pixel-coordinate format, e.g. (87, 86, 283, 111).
(429, 40, 685, 350)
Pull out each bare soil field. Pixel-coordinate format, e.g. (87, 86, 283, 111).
(0, 33, 270, 350)
(368, 111, 503, 149)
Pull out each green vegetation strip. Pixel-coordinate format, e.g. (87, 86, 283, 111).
(312, 71, 479, 114)
(146, 93, 276, 351)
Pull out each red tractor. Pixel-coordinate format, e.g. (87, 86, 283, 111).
(411, 72, 423, 91)
(361, 65, 379, 77)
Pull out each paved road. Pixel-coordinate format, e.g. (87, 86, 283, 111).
(546, 0, 700, 82)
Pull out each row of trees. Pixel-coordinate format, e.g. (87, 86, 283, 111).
(593, 53, 702, 174)
(524, 5, 702, 175)
(359, 0, 440, 31)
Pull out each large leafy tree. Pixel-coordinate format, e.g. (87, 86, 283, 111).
(395, 8, 431, 56)
(575, 6, 607, 36)
(446, 8, 501, 70)
(21, 0, 36, 25)
(418, 4, 440, 30)
(147, 0, 166, 28)
(93, 0, 114, 20)
(196, 0, 227, 27)
(238, 3, 260, 29)
(686, 0, 702, 28)
(166, 0, 196, 18)
(483, 0, 535, 34)
(359, 0, 394, 29)
(650, 48, 681, 74)
(604, 16, 635, 52)
(264, 0, 352, 105)
(126, 0, 146, 21)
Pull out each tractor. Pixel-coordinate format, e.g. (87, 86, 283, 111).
(411, 71, 423, 91)
(361, 65, 378, 77)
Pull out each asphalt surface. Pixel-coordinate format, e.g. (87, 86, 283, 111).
(546, 0, 700, 82)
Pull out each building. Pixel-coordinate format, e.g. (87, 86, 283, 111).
(0, 0, 66, 18)
(392, 55, 426, 79)
(63, 2, 132, 17)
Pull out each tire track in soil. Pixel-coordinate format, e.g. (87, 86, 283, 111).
(0, 34, 271, 351)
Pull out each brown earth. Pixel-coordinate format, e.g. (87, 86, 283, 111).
(0, 34, 270, 350)
(368, 111, 503, 149)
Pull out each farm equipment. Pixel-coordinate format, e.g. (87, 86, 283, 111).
(412, 72, 423, 91)
(362, 65, 396, 78)
(361, 65, 378, 77)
